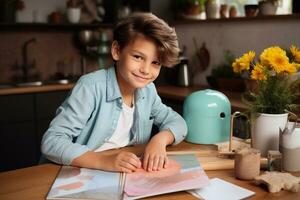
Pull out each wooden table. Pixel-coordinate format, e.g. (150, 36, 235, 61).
(1, 164, 299, 200)
(1, 142, 299, 200)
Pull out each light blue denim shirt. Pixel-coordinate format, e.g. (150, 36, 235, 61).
(41, 66, 187, 165)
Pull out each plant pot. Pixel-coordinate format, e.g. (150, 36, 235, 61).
(185, 4, 201, 16)
(258, 1, 278, 15)
(251, 113, 288, 157)
(244, 4, 259, 17)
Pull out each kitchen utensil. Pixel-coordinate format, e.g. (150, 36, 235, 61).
(78, 30, 94, 46)
(183, 89, 231, 144)
(235, 148, 261, 180)
(176, 56, 190, 87)
(193, 38, 210, 72)
(280, 119, 300, 172)
(164, 56, 191, 87)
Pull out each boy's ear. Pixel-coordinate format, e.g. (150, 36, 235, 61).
(111, 41, 120, 61)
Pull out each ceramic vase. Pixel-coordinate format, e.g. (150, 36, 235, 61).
(251, 113, 288, 157)
(205, 0, 220, 19)
(279, 122, 300, 172)
(67, 8, 81, 23)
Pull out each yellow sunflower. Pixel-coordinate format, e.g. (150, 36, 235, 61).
(232, 51, 255, 73)
(260, 46, 287, 66)
(284, 63, 298, 74)
(251, 64, 267, 81)
(260, 46, 289, 73)
(290, 45, 300, 63)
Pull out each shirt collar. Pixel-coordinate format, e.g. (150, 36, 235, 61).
(106, 65, 146, 102)
(106, 66, 122, 101)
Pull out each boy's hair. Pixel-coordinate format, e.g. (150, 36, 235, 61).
(113, 12, 179, 67)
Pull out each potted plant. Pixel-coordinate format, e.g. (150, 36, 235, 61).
(175, 0, 206, 19)
(207, 50, 245, 92)
(15, 0, 26, 22)
(258, 0, 279, 15)
(232, 45, 300, 156)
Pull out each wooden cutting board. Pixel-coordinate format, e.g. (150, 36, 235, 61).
(167, 140, 267, 171)
(102, 140, 266, 171)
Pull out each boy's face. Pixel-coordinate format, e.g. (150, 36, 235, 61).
(111, 35, 161, 90)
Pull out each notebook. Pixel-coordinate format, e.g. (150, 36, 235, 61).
(189, 178, 255, 200)
(46, 154, 210, 200)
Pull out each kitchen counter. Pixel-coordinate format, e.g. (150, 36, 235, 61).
(156, 85, 247, 111)
(0, 83, 246, 111)
(0, 83, 75, 96)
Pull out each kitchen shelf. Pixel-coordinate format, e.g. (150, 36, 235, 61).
(2, 14, 299, 31)
(0, 22, 113, 31)
(172, 14, 300, 25)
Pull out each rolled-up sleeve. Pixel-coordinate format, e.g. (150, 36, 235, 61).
(150, 85, 187, 145)
(41, 79, 96, 165)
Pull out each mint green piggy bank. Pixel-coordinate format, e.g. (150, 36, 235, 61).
(183, 89, 231, 144)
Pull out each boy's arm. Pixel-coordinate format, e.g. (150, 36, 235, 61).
(141, 84, 187, 171)
(41, 80, 95, 165)
(142, 130, 174, 171)
(71, 150, 142, 173)
(149, 84, 187, 145)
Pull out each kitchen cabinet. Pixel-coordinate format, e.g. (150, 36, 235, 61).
(0, 94, 34, 122)
(35, 91, 69, 160)
(0, 90, 69, 172)
(0, 122, 36, 171)
(0, 94, 35, 171)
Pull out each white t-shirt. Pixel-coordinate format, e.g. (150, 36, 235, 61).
(95, 102, 134, 152)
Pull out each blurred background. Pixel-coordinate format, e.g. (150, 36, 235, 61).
(0, 0, 299, 171)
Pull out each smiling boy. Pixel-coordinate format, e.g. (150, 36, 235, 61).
(41, 12, 187, 173)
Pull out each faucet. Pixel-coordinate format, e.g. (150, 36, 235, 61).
(21, 38, 37, 82)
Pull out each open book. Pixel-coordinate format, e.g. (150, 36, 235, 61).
(46, 154, 210, 200)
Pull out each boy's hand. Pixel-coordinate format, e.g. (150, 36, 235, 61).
(142, 130, 174, 171)
(72, 150, 141, 173)
(102, 151, 142, 173)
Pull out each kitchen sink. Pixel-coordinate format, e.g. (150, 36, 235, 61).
(0, 79, 73, 89)
(43, 79, 71, 85)
(15, 81, 43, 87)
(0, 83, 14, 89)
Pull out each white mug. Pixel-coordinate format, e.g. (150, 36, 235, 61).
(67, 8, 81, 23)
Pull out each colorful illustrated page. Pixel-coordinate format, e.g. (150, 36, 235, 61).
(123, 154, 210, 199)
(47, 166, 121, 200)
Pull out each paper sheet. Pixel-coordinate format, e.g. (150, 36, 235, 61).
(189, 178, 255, 200)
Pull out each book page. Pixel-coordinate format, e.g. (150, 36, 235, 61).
(123, 154, 210, 200)
(46, 166, 122, 200)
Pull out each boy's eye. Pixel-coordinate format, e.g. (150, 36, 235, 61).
(133, 55, 143, 60)
(152, 61, 161, 66)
